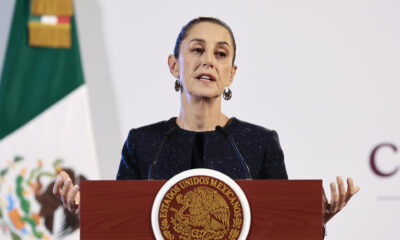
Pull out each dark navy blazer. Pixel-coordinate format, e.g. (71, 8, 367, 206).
(116, 117, 288, 180)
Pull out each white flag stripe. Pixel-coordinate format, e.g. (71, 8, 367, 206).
(40, 15, 58, 25)
(0, 85, 99, 180)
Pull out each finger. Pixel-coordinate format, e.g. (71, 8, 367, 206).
(346, 178, 360, 200)
(67, 185, 79, 212)
(337, 176, 346, 207)
(322, 185, 328, 201)
(330, 182, 338, 213)
(60, 178, 71, 197)
(347, 177, 354, 193)
(75, 192, 81, 215)
(59, 171, 70, 182)
(75, 187, 80, 205)
(60, 171, 75, 187)
(322, 188, 329, 211)
(60, 178, 71, 209)
(322, 188, 328, 205)
(347, 178, 360, 194)
(53, 176, 62, 196)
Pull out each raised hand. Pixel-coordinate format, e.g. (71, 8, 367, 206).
(53, 170, 80, 214)
(323, 176, 360, 225)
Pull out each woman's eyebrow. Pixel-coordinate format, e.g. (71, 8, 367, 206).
(189, 38, 231, 47)
(189, 38, 206, 44)
(217, 41, 230, 47)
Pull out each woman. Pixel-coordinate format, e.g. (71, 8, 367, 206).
(53, 17, 359, 228)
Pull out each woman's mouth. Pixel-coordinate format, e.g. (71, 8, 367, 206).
(196, 73, 216, 82)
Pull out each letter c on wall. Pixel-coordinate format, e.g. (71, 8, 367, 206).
(370, 143, 399, 177)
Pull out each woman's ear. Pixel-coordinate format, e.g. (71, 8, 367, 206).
(168, 54, 180, 78)
(227, 65, 237, 86)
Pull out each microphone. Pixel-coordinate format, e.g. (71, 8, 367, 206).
(147, 127, 178, 179)
(215, 126, 252, 179)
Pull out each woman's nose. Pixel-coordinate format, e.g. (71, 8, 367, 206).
(201, 50, 215, 68)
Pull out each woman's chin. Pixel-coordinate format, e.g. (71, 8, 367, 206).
(191, 92, 220, 100)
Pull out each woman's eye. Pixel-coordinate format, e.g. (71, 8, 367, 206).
(216, 51, 227, 58)
(192, 48, 204, 54)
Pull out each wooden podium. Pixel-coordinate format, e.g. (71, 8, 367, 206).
(80, 180, 322, 240)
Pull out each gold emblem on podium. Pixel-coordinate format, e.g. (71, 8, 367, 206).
(152, 169, 250, 240)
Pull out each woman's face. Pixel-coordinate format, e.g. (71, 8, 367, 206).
(169, 22, 237, 100)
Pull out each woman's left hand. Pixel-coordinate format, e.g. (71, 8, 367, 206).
(323, 176, 360, 225)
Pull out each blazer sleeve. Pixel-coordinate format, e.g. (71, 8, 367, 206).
(260, 130, 288, 179)
(116, 129, 141, 180)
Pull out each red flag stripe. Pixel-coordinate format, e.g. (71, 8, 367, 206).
(58, 16, 71, 24)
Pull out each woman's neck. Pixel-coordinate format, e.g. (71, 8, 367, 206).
(177, 94, 229, 131)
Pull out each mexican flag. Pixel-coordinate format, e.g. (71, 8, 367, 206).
(0, 0, 99, 239)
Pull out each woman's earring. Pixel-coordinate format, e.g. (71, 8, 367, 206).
(174, 78, 181, 92)
(223, 87, 232, 100)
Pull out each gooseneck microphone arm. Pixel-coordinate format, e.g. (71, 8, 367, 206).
(215, 126, 252, 179)
(147, 127, 178, 180)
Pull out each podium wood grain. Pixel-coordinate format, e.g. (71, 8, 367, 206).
(80, 180, 322, 240)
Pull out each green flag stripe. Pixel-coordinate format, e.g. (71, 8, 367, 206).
(29, 15, 40, 22)
(0, 0, 84, 140)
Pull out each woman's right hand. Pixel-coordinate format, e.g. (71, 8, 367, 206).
(53, 170, 80, 214)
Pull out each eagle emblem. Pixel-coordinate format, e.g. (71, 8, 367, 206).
(171, 187, 230, 238)
(156, 174, 245, 240)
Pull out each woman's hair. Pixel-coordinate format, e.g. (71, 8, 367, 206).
(173, 17, 236, 65)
